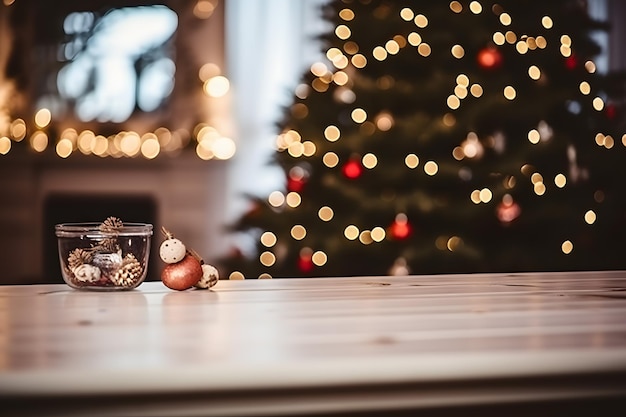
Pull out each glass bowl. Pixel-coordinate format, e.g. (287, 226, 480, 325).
(55, 222, 153, 290)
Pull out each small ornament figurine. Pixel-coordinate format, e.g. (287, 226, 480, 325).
(159, 227, 219, 291)
(159, 228, 187, 264)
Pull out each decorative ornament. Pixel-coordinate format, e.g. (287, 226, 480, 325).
(287, 165, 309, 192)
(496, 194, 521, 224)
(111, 253, 143, 287)
(389, 213, 412, 240)
(606, 103, 617, 120)
(565, 54, 578, 70)
(297, 247, 314, 273)
(62, 217, 147, 289)
(72, 264, 102, 283)
(159, 228, 187, 264)
(287, 176, 306, 193)
(92, 251, 123, 280)
(161, 254, 203, 290)
(477, 47, 502, 70)
(159, 227, 220, 291)
(68, 248, 93, 270)
(196, 264, 219, 289)
(342, 158, 363, 179)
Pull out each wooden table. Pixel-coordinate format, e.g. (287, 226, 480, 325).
(1, 271, 626, 416)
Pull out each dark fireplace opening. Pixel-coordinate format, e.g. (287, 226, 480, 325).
(43, 193, 159, 284)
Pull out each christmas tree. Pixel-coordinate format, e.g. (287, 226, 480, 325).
(222, 0, 626, 278)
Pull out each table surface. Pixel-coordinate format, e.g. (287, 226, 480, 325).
(1, 271, 626, 416)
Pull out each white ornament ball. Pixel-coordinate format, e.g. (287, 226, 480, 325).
(159, 238, 187, 264)
(72, 264, 102, 282)
(195, 264, 219, 289)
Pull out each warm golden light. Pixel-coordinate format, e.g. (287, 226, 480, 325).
(30, 131, 48, 152)
(479, 188, 492, 203)
(324, 125, 341, 142)
(291, 225, 306, 240)
(0, 136, 10, 154)
(534, 182, 546, 195)
(585, 61, 597, 73)
(447, 95, 460, 109)
(362, 153, 378, 169)
(10, 119, 26, 141)
(400, 7, 414, 21)
(493, 32, 505, 45)
(561, 240, 573, 254)
(469, 1, 482, 14)
(528, 129, 540, 144)
(470, 84, 483, 97)
(286, 192, 302, 208)
(373, 46, 388, 61)
(528, 65, 541, 80)
(584, 210, 596, 224)
(424, 160, 438, 176)
(352, 54, 367, 68)
(268, 191, 285, 207)
(451, 45, 465, 59)
(335, 25, 351, 40)
(450, 1, 462, 13)
(260, 251, 276, 267)
(351, 108, 367, 123)
(344, 225, 359, 240)
(312, 251, 327, 266)
(593, 97, 605, 111)
(499, 12, 511, 25)
(318, 206, 334, 221)
(34, 108, 51, 128)
(542, 16, 553, 29)
(414, 14, 428, 28)
(371, 226, 386, 242)
(407, 32, 422, 46)
(504, 86, 516, 100)
(229, 271, 245, 280)
(554, 174, 567, 188)
(385, 40, 400, 55)
(359, 230, 373, 245)
(417, 43, 431, 56)
(339, 8, 355, 21)
(323, 152, 339, 168)
(405, 154, 419, 168)
(579, 81, 591, 95)
(261, 232, 277, 247)
(203, 75, 230, 97)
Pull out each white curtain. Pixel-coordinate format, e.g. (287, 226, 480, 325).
(224, 0, 330, 225)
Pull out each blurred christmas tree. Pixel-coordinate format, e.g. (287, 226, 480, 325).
(222, 0, 626, 278)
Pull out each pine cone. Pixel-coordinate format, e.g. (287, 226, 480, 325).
(67, 248, 93, 270)
(100, 216, 123, 233)
(96, 238, 120, 253)
(111, 253, 143, 287)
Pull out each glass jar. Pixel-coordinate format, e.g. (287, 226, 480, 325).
(56, 222, 153, 290)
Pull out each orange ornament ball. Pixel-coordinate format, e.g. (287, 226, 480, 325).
(477, 47, 502, 70)
(161, 254, 203, 291)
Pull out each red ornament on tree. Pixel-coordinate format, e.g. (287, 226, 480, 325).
(605, 103, 617, 120)
(297, 247, 314, 272)
(565, 54, 578, 70)
(287, 165, 309, 192)
(389, 213, 412, 240)
(496, 194, 521, 224)
(287, 177, 306, 192)
(342, 158, 363, 179)
(477, 47, 502, 70)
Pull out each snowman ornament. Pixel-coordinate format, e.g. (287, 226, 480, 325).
(159, 227, 219, 291)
